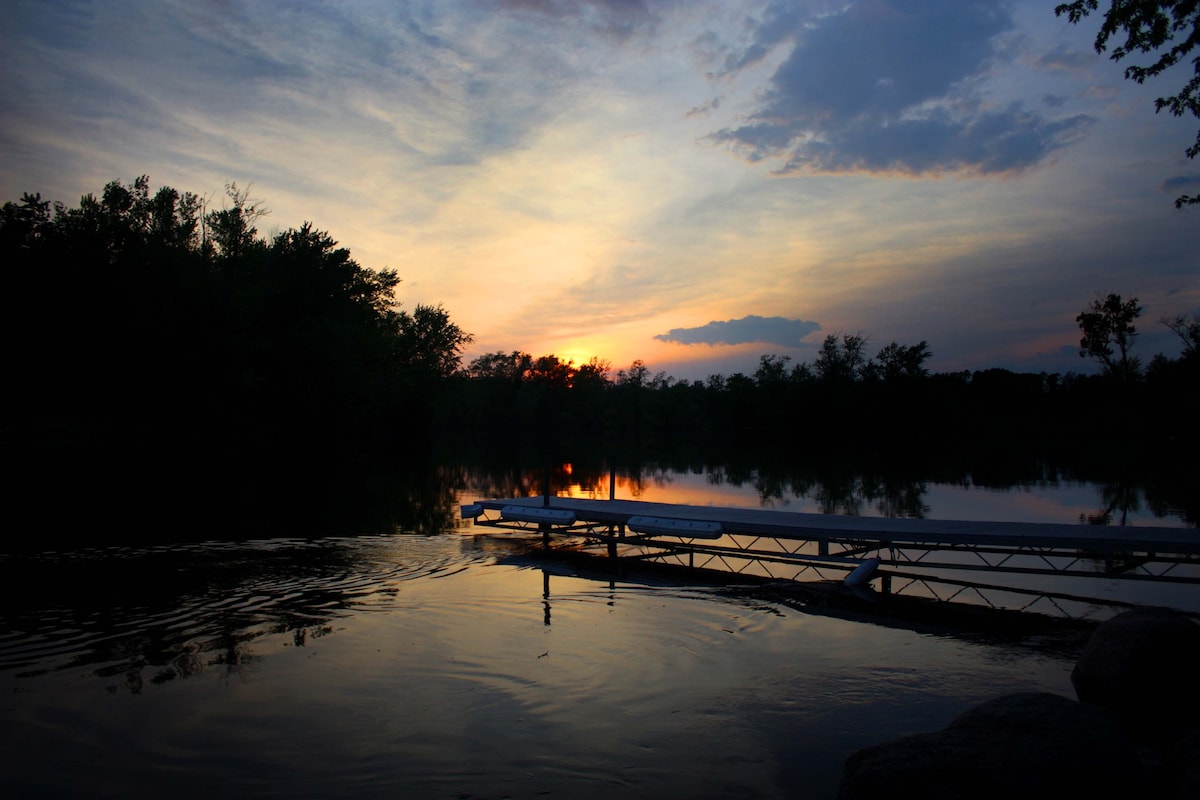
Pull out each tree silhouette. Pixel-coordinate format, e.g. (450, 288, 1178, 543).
(395, 303, 473, 380)
(874, 340, 933, 382)
(204, 182, 267, 258)
(814, 333, 868, 382)
(1056, 1, 1200, 207)
(754, 354, 793, 387)
(1163, 312, 1200, 357)
(1, 175, 473, 531)
(1077, 293, 1143, 380)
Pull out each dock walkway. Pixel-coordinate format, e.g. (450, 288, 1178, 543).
(462, 497, 1200, 609)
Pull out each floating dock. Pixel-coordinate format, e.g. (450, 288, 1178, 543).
(462, 496, 1200, 612)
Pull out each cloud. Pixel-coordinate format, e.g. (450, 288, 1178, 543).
(685, 95, 723, 118)
(655, 315, 821, 347)
(1161, 174, 1200, 193)
(706, 0, 1093, 175)
(1, 0, 664, 217)
(3, 0, 1195, 385)
(1034, 45, 1096, 73)
(494, 0, 657, 41)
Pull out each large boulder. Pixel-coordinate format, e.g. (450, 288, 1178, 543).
(1071, 607, 1200, 746)
(1169, 729, 1200, 799)
(837, 692, 1143, 800)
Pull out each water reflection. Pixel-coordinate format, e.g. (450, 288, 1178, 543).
(4, 537, 1087, 800)
(0, 536, 477, 690)
(487, 458, 1192, 527)
(5, 453, 1192, 800)
(465, 460, 1197, 617)
(3, 456, 1192, 689)
(0, 526, 1149, 703)
(1082, 480, 1142, 526)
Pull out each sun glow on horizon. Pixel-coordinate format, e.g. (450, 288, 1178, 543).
(3, 1, 1194, 387)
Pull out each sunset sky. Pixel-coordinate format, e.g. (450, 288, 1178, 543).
(2, 0, 1197, 380)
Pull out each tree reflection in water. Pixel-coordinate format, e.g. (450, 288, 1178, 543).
(3, 451, 1191, 697)
(477, 450, 1193, 527)
(0, 531, 466, 692)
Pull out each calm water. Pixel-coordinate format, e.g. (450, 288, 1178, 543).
(1, 464, 1193, 799)
(560, 463, 1193, 528)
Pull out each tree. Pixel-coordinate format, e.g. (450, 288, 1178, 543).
(874, 340, 933, 382)
(1056, 1, 1200, 208)
(616, 359, 650, 388)
(754, 354, 792, 387)
(1163, 311, 1200, 357)
(2, 174, 475, 476)
(395, 303, 473, 379)
(0, 193, 50, 244)
(814, 333, 868, 382)
(1077, 293, 1143, 379)
(466, 350, 532, 382)
(205, 182, 268, 258)
(574, 357, 612, 390)
(526, 354, 577, 388)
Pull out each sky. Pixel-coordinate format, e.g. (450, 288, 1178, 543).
(2, 0, 1197, 381)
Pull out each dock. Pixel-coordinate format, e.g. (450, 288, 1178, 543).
(461, 496, 1200, 613)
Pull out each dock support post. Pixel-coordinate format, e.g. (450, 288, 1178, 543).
(607, 524, 617, 558)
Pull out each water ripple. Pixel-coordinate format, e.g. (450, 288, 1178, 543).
(0, 534, 485, 683)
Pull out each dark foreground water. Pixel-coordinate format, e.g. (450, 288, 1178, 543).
(1, 465, 1194, 799)
(2, 533, 1089, 800)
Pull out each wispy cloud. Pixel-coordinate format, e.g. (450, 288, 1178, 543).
(1, 0, 1196, 381)
(495, 0, 659, 41)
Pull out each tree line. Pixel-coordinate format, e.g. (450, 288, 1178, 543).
(3, 177, 1195, 531)
(1, 177, 471, 527)
(443, 302, 1199, 466)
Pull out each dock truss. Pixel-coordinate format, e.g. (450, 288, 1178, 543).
(462, 496, 1200, 616)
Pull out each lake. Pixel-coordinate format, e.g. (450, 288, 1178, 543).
(2, 461, 1194, 799)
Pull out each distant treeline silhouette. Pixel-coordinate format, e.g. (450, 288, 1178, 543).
(3, 177, 1196, 531)
(443, 329, 1199, 460)
(440, 337, 1198, 525)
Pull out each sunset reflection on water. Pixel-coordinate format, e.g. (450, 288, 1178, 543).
(2, 529, 1087, 800)
(551, 465, 1189, 527)
(2, 457, 1193, 799)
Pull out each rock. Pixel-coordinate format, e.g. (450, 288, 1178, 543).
(1166, 728, 1200, 799)
(837, 692, 1143, 800)
(1071, 607, 1200, 746)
